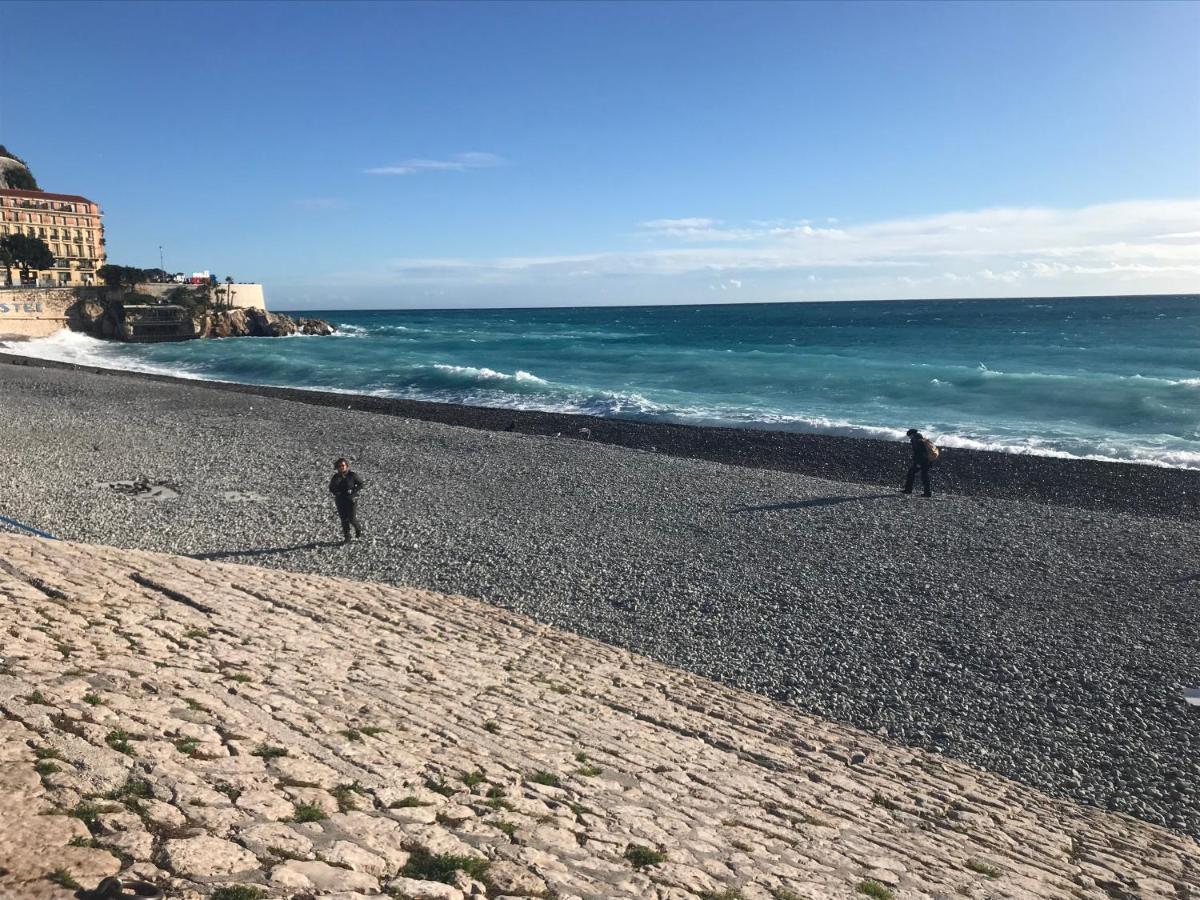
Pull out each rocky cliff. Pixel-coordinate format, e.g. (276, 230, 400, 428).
(68, 297, 335, 341)
(197, 307, 335, 338)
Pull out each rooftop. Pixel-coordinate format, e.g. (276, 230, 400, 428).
(0, 187, 97, 205)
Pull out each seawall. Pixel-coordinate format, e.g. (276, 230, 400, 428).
(0, 286, 84, 338)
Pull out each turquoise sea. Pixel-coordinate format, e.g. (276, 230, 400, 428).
(7, 295, 1199, 469)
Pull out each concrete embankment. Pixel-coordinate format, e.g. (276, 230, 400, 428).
(1, 533, 1195, 899)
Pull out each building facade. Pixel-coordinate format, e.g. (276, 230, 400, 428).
(0, 188, 105, 286)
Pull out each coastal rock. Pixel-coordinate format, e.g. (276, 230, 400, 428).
(198, 307, 335, 338)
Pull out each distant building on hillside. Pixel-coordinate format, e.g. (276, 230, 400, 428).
(0, 188, 106, 287)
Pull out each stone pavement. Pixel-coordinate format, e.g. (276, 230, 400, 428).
(0, 534, 1194, 900)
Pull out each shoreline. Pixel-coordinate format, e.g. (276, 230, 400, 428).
(2, 348, 1197, 519)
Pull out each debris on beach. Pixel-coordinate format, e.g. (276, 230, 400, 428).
(95, 477, 179, 502)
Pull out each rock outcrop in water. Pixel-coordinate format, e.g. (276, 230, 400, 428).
(196, 307, 335, 338)
(66, 294, 335, 341)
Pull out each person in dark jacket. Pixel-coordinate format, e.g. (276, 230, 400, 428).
(901, 428, 934, 498)
(329, 457, 365, 542)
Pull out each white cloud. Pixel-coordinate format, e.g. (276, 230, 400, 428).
(365, 152, 505, 176)
(348, 198, 1199, 304)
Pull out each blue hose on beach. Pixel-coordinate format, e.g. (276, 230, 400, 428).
(0, 514, 58, 540)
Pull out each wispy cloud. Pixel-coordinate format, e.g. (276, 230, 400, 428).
(358, 198, 1199, 303)
(365, 152, 505, 176)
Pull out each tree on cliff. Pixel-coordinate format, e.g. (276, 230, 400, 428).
(0, 145, 40, 191)
(0, 234, 54, 284)
(98, 264, 148, 292)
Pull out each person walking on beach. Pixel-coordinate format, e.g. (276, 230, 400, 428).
(901, 428, 938, 498)
(329, 457, 365, 543)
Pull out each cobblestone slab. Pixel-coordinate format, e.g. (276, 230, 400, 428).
(0, 533, 1195, 900)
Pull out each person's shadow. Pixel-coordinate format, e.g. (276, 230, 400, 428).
(730, 493, 896, 513)
(191, 540, 344, 561)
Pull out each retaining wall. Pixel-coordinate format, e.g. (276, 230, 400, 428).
(0, 287, 81, 338)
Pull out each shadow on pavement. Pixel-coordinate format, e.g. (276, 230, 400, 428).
(191, 540, 345, 560)
(731, 493, 897, 513)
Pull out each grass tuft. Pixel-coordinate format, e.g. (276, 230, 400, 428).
(529, 770, 561, 788)
(105, 729, 133, 755)
(424, 777, 455, 797)
(174, 737, 201, 757)
(400, 848, 490, 885)
(291, 802, 327, 823)
(966, 860, 1002, 878)
(106, 778, 153, 805)
(856, 881, 894, 900)
(35, 759, 62, 776)
(624, 844, 667, 868)
(331, 782, 365, 813)
(47, 869, 81, 890)
(82, 693, 103, 705)
(211, 888, 267, 900)
(251, 744, 288, 759)
(460, 770, 486, 788)
(576, 764, 603, 777)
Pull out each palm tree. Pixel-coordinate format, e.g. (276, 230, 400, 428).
(224, 275, 235, 309)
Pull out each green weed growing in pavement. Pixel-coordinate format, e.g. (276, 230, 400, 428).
(82, 693, 103, 705)
(290, 802, 327, 823)
(966, 860, 1001, 878)
(424, 777, 455, 797)
(66, 800, 102, 832)
(47, 869, 81, 890)
(106, 778, 153, 805)
(211, 888, 267, 900)
(856, 881, 894, 900)
(331, 782, 365, 813)
(624, 844, 667, 868)
(400, 849, 490, 885)
(494, 819, 517, 838)
(174, 737, 201, 757)
(105, 729, 133, 755)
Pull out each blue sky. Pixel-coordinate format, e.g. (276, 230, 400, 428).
(2, 0, 1197, 308)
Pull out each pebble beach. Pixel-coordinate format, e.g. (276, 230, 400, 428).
(2, 354, 1198, 840)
